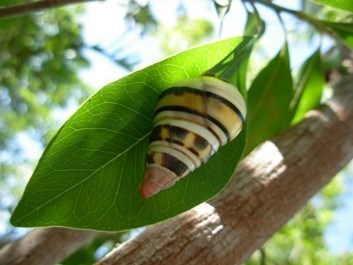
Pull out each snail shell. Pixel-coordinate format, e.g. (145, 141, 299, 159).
(140, 76, 246, 198)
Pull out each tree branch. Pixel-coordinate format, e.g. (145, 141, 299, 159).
(0, 228, 97, 265)
(96, 74, 353, 265)
(0, 0, 103, 19)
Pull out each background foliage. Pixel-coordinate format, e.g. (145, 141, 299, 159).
(1, 0, 353, 263)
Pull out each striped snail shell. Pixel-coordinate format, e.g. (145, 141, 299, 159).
(140, 76, 246, 198)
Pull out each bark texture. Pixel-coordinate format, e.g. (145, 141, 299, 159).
(0, 228, 97, 265)
(96, 75, 353, 265)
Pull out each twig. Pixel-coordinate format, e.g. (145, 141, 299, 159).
(0, 0, 103, 19)
(253, 0, 331, 34)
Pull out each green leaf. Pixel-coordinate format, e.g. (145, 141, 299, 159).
(309, 0, 353, 13)
(11, 37, 247, 231)
(291, 49, 324, 124)
(323, 21, 353, 49)
(245, 43, 293, 153)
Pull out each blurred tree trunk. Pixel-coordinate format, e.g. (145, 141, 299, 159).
(0, 228, 97, 265)
(1, 74, 352, 265)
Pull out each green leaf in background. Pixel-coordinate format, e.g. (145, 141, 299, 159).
(323, 22, 353, 50)
(244, 10, 265, 37)
(11, 37, 248, 231)
(310, 0, 353, 13)
(291, 48, 324, 124)
(228, 12, 264, 97)
(246, 43, 293, 153)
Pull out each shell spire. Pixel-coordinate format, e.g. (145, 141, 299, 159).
(140, 76, 246, 198)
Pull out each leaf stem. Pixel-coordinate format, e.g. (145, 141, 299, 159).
(252, 0, 333, 35)
(0, 0, 103, 19)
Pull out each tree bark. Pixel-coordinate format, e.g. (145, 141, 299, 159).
(0, 228, 97, 265)
(96, 75, 353, 265)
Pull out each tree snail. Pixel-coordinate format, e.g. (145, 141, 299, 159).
(140, 76, 246, 198)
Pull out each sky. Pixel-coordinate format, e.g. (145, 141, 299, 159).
(325, 172, 353, 252)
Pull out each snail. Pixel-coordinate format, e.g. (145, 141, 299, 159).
(140, 76, 246, 198)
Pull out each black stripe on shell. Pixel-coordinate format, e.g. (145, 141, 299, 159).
(159, 86, 245, 123)
(161, 152, 189, 177)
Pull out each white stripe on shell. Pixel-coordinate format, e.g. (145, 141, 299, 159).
(149, 140, 202, 168)
(148, 143, 196, 173)
(154, 118, 220, 152)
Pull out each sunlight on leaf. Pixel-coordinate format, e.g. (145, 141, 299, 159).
(246, 43, 293, 154)
(291, 48, 324, 124)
